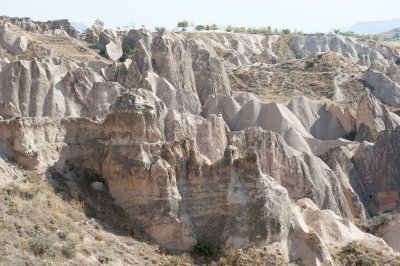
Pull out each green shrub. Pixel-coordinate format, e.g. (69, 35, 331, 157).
(338, 242, 379, 266)
(233, 27, 246, 33)
(342, 131, 357, 141)
(305, 60, 315, 69)
(82, 171, 103, 187)
(98, 49, 106, 58)
(193, 241, 213, 256)
(210, 24, 218, 31)
(154, 26, 165, 33)
(195, 25, 206, 31)
(29, 234, 55, 256)
(120, 47, 133, 62)
(177, 20, 189, 31)
(225, 25, 233, 32)
(61, 240, 77, 258)
(168, 258, 181, 266)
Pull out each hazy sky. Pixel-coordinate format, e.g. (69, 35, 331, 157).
(2, 0, 400, 32)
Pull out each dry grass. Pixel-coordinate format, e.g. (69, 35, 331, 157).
(35, 34, 103, 62)
(355, 215, 389, 236)
(0, 168, 297, 266)
(0, 171, 181, 265)
(229, 52, 364, 107)
(213, 246, 290, 266)
(333, 241, 400, 266)
(20, 32, 104, 63)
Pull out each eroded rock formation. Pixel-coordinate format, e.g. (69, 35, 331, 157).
(1, 20, 400, 264)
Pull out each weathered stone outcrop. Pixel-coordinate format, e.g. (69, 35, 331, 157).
(353, 128, 400, 215)
(203, 94, 311, 141)
(202, 94, 356, 156)
(102, 29, 233, 114)
(0, 92, 294, 251)
(164, 110, 228, 163)
(99, 29, 123, 61)
(356, 89, 400, 141)
(363, 69, 400, 108)
(2, 23, 400, 263)
(289, 198, 389, 266)
(319, 147, 367, 219)
(0, 23, 29, 55)
(287, 96, 356, 140)
(0, 16, 77, 37)
(229, 127, 353, 219)
(378, 215, 400, 252)
(86, 26, 122, 61)
(0, 155, 24, 188)
(0, 58, 126, 119)
(1, 89, 398, 262)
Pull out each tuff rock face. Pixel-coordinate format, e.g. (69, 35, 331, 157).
(229, 127, 353, 219)
(0, 23, 29, 55)
(0, 16, 77, 37)
(0, 92, 292, 251)
(356, 89, 400, 141)
(114, 29, 232, 114)
(287, 96, 356, 140)
(0, 91, 391, 256)
(2, 19, 400, 264)
(353, 128, 400, 215)
(86, 26, 123, 61)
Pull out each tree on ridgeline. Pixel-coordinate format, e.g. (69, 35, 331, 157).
(177, 20, 189, 31)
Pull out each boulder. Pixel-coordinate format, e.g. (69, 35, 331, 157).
(98, 29, 123, 61)
(0, 23, 29, 55)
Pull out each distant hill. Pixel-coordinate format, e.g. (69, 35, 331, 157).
(71, 22, 88, 33)
(339, 19, 400, 35)
(377, 28, 400, 40)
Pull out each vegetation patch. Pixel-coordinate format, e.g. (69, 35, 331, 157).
(334, 241, 400, 266)
(61, 240, 77, 258)
(193, 240, 213, 256)
(29, 234, 56, 256)
(355, 215, 388, 236)
(342, 131, 357, 141)
(120, 46, 133, 62)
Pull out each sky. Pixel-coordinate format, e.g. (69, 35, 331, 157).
(1, 0, 400, 33)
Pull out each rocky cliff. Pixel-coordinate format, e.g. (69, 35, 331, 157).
(1, 18, 400, 265)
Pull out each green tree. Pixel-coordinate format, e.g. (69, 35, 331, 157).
(211, 23, 218, 31)
(155, 26, 166, 32)
(259, 27, 271, 34)
(177, 20, 189, 31)
(247, 27, 259, 34)
(195, 25, 206, 31)
(225, 25, 233, 32)
(234, 27, 246, 33)
(333, 29, 341, 35)
(205, 25, 211, 31)
(94, 18, 104, 27)
(282, 28, 292, 34)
